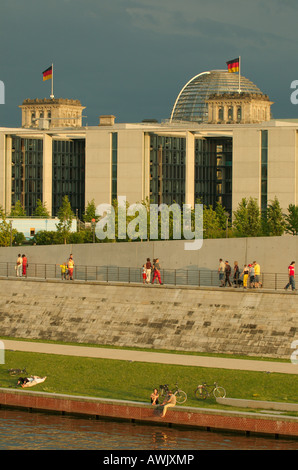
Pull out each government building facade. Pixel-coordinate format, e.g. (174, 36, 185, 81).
(0, 70, 297, 219)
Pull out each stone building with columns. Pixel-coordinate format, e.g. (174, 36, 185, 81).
(0, 69, 298, 221)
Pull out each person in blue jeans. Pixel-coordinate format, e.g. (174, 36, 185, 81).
(284, 261, 295, 291)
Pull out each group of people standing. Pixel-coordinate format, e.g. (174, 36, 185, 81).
(57, 254, 75, 280)
(218, 259, 262, 289)
(142, 258, 163, 285)
(16, 254, 28, 277)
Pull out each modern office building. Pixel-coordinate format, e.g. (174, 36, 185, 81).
(0, 69, 297, 219)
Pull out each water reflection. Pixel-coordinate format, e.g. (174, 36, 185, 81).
(0, 408, 297, 450)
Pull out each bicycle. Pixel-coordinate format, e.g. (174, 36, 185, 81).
(159, 382, 187, 404)
(194, 382, 226, 400)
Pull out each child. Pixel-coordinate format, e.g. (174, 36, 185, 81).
(142, 264, 147, 284)
(57, 263, 67, 280)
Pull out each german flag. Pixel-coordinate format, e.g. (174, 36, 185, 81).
(42, 65, 52, 81)
(226, 58, 239, 73)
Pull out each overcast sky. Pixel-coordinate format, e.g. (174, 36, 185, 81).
(0, 0, 298, 127)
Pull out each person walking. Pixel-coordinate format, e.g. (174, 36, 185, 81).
(142, 264, 147, 284)
(145, 258, 152, 284)
(253, 261, 262, 288)
(218, 258, 225, 287)
(16, 254, 23, 277)
(224, 261, 232, 287)
(284, 261, 296, 291)
(233, 261, 240, 287)
(248, 264, 255, 288)
(152, 258, 162, 285)
(22, 254, 28, 277)
(67, 254, 75, 280)
(241, 264, 249, 289)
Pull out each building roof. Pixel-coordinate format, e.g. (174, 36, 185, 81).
(170, 70, 265, 123)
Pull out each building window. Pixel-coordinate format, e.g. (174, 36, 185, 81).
(150, 135, 185, 206)
(228, 106, 233, 121)
(111, 133, 118, 204)
(218, 107, 224, 121)
(261, 130, 268, 212)
(237, 106, 242, 121)
(195, 137, 232, 214)
(11, 137, 43, 215)
(52, 139, 85, 218)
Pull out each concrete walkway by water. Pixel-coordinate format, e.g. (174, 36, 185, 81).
(2, 339, 298, 375)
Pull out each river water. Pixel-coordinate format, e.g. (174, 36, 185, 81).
(0, 408, 297, 451)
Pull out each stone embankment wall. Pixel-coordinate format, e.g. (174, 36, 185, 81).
(0, 279, 297, 359)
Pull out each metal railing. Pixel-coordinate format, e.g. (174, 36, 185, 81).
(0, 262, 292, 291)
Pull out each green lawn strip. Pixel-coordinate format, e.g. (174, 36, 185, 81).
(0, 336, 290, 363)
(0, 350, 297, 416)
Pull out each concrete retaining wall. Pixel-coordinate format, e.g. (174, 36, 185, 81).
(1, 235, 298, 273)
(1, 388, 298, 438)
(0, 279, 297, 359)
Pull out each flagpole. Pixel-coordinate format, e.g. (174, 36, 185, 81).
(50, 63, 54, 99)
(238, 56, 241, 94)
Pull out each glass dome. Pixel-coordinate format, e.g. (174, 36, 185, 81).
(170, 70, 264, 123)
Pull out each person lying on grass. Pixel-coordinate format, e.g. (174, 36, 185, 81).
(17, 376, 47, 388)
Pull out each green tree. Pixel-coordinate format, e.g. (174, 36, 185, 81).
(10, 200, 26, 217)
(203, 205, 224, 238)
(265, 197, 286, 236)
(33, 199, 50, 218)
(285, 204, 298, 235)
(56, 196, 75, 244)
(83, 199, 99, 223)
(215, 201, 229, 231)
(0, 206, 17, 246)
(233, 197, 262, 237)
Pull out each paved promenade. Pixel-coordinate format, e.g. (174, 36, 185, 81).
(2, 339, 297, 375)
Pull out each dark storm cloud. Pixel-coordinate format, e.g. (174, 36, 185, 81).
(1, 0, 298, 127)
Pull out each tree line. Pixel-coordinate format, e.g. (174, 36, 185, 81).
(0, 195, 298, 247)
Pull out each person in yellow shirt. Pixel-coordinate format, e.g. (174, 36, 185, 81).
(253, 261, 262, 288)
(57, 263, 67, 280)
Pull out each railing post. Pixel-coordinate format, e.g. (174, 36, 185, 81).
(275, 273, 277, 291)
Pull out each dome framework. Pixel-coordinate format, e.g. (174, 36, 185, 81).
(170, 70, 264, 123)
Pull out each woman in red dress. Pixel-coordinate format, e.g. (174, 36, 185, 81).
(22, 254, 28, 277)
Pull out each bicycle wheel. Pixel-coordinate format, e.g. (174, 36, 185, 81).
(175, 390, 187, 404)
(213, 386, 226, 398)
(195, 387, 208, 400)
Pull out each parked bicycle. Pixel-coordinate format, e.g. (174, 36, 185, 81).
(159, 382, 187, 404)
(194, 382, 226, 400)
(8, 368, 27, 376)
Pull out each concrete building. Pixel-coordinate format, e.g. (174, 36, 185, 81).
(0, 70, 297, 219)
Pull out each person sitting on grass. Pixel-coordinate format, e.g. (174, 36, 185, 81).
(150, 388, 159, 405)
(17, 376, 47, 388)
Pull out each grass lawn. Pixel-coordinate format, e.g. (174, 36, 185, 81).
(0, 349, 297, 413)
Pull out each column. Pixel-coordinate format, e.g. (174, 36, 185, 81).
(185, 131, 195, 207)
(43, 134, 53, 216)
